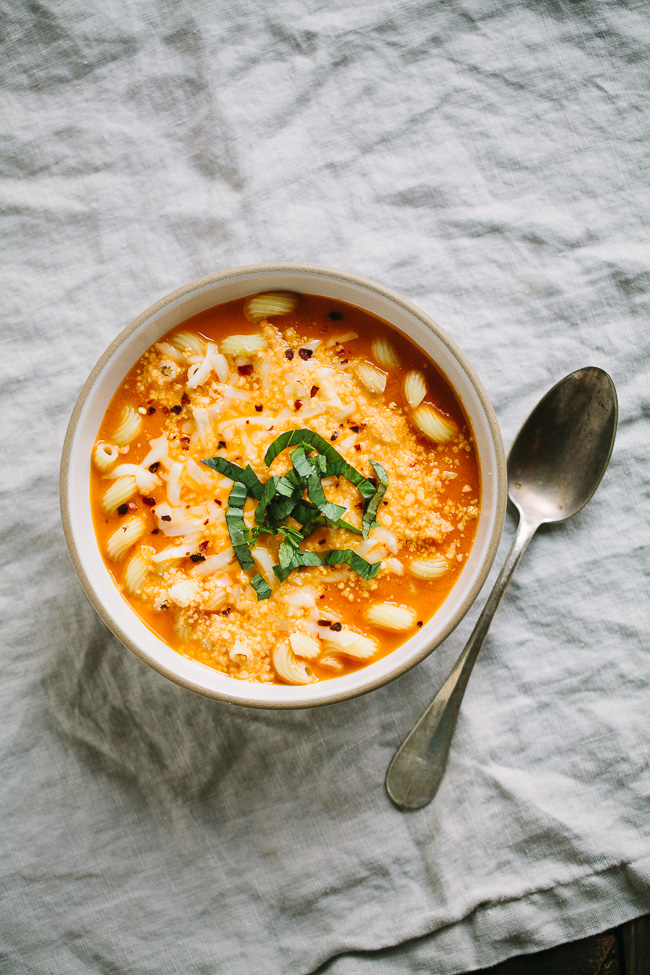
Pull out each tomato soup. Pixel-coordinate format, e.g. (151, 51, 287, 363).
(91, 292, 480, 685)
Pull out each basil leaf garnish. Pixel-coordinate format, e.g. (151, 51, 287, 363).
(323, 549, 381, 579)
(203, 428, 389, 598)
(225, 481, 255, 570)
(250, 574, 272, 600)
(362, 460, 389, 539)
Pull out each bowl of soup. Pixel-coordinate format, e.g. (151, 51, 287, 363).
(61, 263, 506, 708)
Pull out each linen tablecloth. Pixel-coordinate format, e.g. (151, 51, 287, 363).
(2, 1, 649, 971)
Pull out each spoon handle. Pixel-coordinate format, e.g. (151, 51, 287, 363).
(386, 513, 539, 810)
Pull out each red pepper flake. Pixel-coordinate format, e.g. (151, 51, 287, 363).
(128, 501, 138, 510)
(151, 528, 159, 534)
(340, 359, 349, 364)
(189, 554, 206, 563)
(199, 540, 209, 552)
(142, 497, 155, 506)
(238, 364, 253, 376)
(285, 349, 294, 360)
(218, 440, 226, 449)
(181, 392, 190, 405)
(317, 619, 332, 627)
(310, 385, 319, 398)
(294, 399, 302, 411)
(298, 348, 313, 360)
(350, 425, 360, 433)
(354, 444, 361, 451)
(161, 515, 172, 522)
(147, 406, 156, 415)
(328, 310, 343, 321)
(255, 404, 263, 412)
(417, 621, 423, 627)
(117, 503, 128, 516)
(330, 621, 342, 632)
(148, 462, 160, 474)
(222, 607, 231, 616)
(162, 406, 169, 414)
(170, 404, 182, 415)
(215, 499, 222, 506)
(318, 538, 327, 545)
(330, 431, 339, 441)
(355, 502, 364, 509)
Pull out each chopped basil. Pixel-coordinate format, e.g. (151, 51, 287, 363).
(225, 481, 255, 570)
(203, 428, 389, 598)
(264, 428, 375, 497)
(250, 574, 272, 600)
(201, 457, 264, 500)
(362, 460, 389, 539)
(323, 549, 381, 579)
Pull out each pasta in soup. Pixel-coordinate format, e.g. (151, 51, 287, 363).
(91, 292, 480, 685)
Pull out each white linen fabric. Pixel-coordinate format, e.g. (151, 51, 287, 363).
(2, 0, 649, 972)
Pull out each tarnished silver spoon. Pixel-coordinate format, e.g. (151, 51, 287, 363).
(386, 367, 618, 810)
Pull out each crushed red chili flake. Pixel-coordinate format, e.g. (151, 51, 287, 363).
(294, 399, 302, 411)
(298, 348, 313, 360)
(181, 392, 190, 405)
(117, 503, 128, 515)
(417, 621, 423, 627)
(354, 444, 361, 451)
(142, 497, 155, 506)
(128, 501, 138, 510)
(147, 406, 156, 415)
(162, 406, 169, 414)
(310, 385, 319, 397)
(222, 607, 231, 616)
(215, 499, 222, 506)
(350, 425, 360, 433)
(328, 310, 343, 320)
(318, 538, 327, 545)
(161, 515, 172, 522)
(317, 620, 332, 627)
(330, 622, 342, 632)
(355, 502, 364, 509)
(151, 528, 159, 534)
(238, 364, 253, 376)
(189, 554, 206, 563)
(199, 540, 209, 552)
(340, 359, 349, 364)
(255, 404, 263, 412)
(284, 349, 294, 360)
(330, 431, 339, 441)
(170, 404, 182, 415)
(218, 440, 226, 449)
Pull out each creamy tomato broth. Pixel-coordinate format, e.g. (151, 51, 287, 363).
(91, 292, 480, 685)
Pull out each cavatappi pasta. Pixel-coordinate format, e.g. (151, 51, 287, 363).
(91, 292, 480, 685)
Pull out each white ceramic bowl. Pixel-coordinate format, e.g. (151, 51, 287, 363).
(61, 263, 506, 709)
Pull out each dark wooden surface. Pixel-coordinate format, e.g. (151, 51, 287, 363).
(471, 913, 650, 975)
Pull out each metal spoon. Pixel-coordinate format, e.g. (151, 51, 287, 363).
(386, 366, 618, 810)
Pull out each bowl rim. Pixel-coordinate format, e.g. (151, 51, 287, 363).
(60, 262, 507, 709)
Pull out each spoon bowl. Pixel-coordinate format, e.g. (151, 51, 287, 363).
(508, 367, 617, 524)
(386, 366, 618, 810)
